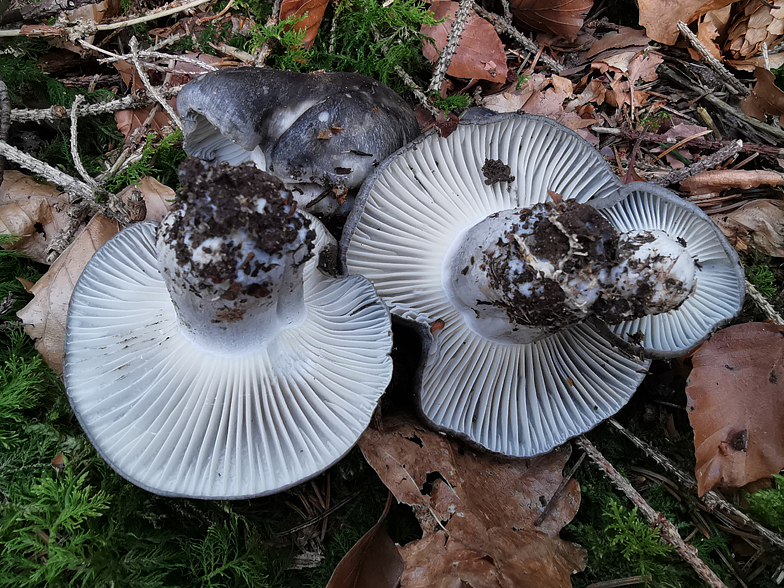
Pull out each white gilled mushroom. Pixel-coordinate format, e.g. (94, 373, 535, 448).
(341, 112, 744, 458)
(64, 160, 393, 499)
(177, 67, 420, 215)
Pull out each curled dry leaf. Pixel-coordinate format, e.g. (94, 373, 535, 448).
(713, 199, 784, 256)
(585, 26, 652, 59)
(116, 177, 176, 223)
(422, 1, 508, 83)
(325, 494, 403, 588)
(680, 169, 784, 194)
(638, 0, 735, 45)
(508, 0, 593, 42)
(687, 323, 784, 496)
(17, 214, 120, 374)
(725, 0, 784, 60)
(741, 67, 784, 129)
(114, 99, 177, 143)
(280, 0, 329, 50)
(0, 171, 73, 264)
(358, 414, 585, 588)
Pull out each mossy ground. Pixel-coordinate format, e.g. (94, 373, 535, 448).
(1, 0, 783, 586)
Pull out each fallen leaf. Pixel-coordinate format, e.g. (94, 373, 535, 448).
(422, 1, 508, 82)
(114, 100, 177, 143)
(17, 215, 120, 374)
(280, 0, 329, 50)
(167, 53, 226, 86)
(712, 199, 784, 256)
(638, 0, 735, 45)
(116, 177, 176, 222)
(680, 169, 784, 194)
(0, 171, 72, 264)
(688, 17, 722, 61)
(325, 493, 403, 588)
(687, 323, 784, 496)
(585, 26, 652, 59)
(509, 0, 593, 42)
(741, 67, 784, 129)
(359, 414, 585, 588)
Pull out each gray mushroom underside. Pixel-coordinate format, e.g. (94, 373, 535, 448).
(177, 67, 420, 187)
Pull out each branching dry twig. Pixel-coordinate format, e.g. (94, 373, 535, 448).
(746, 280, 784, 325)
(577, 436, 730, 588)
(69, 95, 100, 189)
(128, 37, 183, 129)
(0, 76, 9, 186)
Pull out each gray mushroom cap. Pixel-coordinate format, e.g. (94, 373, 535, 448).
(177, 67, 420, 214)
(341, 112, 744, 457)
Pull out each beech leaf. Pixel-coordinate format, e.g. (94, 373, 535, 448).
(114, 101, 176, 143)
(422, 1, 508, 82)
(0, 171, 73, 264)
(359, 414, 585, 588)
(638, 0, 735, 45)
(686, 323, 784, 496)
(508, 0, 593, 43)
(279, 0, 329, 50)
(712, 199, 784, 257)
(325, 493, 403, 588)
(17, 215, 120, 374)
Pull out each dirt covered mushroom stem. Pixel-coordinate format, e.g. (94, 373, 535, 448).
(446, 199, 696, 344)
(157, 159, 315, 355)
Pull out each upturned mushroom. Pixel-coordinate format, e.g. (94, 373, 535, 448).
(65, 160, 393, 498)
(341, 112, 744, 457)
(177, 67, 420, 215)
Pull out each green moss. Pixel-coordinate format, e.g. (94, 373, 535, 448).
(105, 130, 188, 193)
(746, 474, 784, 533)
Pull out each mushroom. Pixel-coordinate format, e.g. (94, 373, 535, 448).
(64, 160, 393, 498)
(341, 112, 744, 457)
(177, 67, 420, 215)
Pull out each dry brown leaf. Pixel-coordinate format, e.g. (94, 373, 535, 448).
(638, 0, 735, 45)
(114, 100, 177, 143)
(741, 67, 784, 128)
(359, 414, 585, 588)
(680, 169, 784, 194)
(0, 171, 72, 264)
(728, 52, 784, 72)
(17, 214, 120, 374)
(325, 494, 403, 588)
(113, 60, 144, 95)
(688, 18, 722, 61)
(585, 26, 652, 59)
(116, 176, 176, 222)
(422, 1, 508, 82)
(167, 53, 226, 86)
(712, 199, 784, 256)
(509, 0, 593, 42)
(280, 0, 329, 50)
(687, 323, 784, 496)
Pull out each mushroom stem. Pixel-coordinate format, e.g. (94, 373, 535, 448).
(445, 200, 696, 344)
(156, 160, 315, 355)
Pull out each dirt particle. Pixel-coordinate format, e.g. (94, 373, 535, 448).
(482, 158, 515, 185)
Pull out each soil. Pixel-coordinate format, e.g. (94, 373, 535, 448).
(481, 158, 515, 185)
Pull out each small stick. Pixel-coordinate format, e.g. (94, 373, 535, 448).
(762, 42, 771, 71)
(69, 95, 100, 189)
(587, 576, 652, 588)
(534, 449, 585, 527)
(607, 419, 784, 552)
(653, 140, 742, 186)
(0, 76, 9, 186)
(577, 436, 729, 588)
(746, 280, 784, 325)
(676, 21, 749, 97)
(472, 4, 563, 72)
(428, 0, 474, 94)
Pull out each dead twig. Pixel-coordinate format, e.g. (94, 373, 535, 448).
(676, 22, 749, 97)
(0, 76, 9, 186)
(128, 37, 182, 129)
(472, 4, 563, 72)
(607, 419, 784, 552)
(428, 0, 473, 94)
(653, 140, 742, 186)
(577, 436, 730, 588)
(746, 280, 784, 326)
